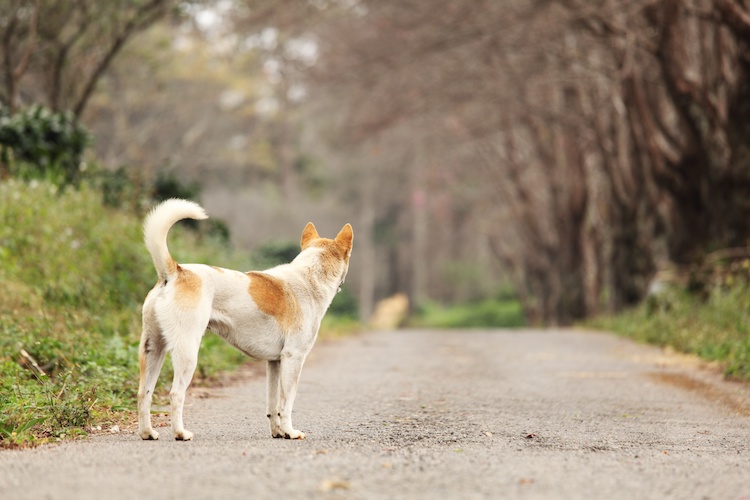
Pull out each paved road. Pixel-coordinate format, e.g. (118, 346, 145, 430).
(2, 329, 750, 499)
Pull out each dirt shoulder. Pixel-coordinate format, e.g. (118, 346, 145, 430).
(1, 329, 749, 499)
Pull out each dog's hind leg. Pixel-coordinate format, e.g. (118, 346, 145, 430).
(169, 335, 201, 441)
(266, 360, 283, 438)
(137, 325, 167, 440)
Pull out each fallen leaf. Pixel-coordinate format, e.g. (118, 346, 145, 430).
(321, 479, 351, 491)
(524, 433, 536, 439)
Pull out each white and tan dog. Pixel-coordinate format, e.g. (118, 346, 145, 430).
(137, 199, 353, 441)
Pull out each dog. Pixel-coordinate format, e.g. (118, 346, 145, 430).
(137, 199, 353, 441)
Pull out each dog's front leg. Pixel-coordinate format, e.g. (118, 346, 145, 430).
(278, 351, 306, 439)
(169, 345, 199, 441)
(266, 360, 283, 438)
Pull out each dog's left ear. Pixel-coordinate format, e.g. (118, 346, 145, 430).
(301, 222, 319, 250)
(335, 223, 354, 254)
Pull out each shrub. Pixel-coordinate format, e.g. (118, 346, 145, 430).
(411, 297, 526, 328)
(152, 169, 201, 202)
(588, 283, 750, 381)
(252, 240, 300, 269)
(0, 180, 251, 447)
(0, 105, 90, 187)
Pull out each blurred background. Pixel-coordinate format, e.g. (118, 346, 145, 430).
(8, 0, 750, 447)
(4, 0, 750, 327)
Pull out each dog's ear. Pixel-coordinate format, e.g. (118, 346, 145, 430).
(301, 222, 319, 250)
(335, 223, 354, 254)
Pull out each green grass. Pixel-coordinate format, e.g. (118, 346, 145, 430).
(410, 298, 526, 328)
(0, 180, 361, 447)
(320, 314, 363, 337)
(586, 284, 750, 381)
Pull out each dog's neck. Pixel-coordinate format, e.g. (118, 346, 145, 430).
(284, 249, 342, 303)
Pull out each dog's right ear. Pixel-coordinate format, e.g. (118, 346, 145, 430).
(300, 222, 319, 250)
(335, 223, 354, 255)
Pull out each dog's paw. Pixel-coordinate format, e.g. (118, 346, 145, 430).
(174, 429, 194, 441)
(269, 419, 284, 438)
(283, 429, 306, 440)
(139, 429, 159, 440)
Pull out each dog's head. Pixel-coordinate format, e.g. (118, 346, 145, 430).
(300, 222, 353, 293)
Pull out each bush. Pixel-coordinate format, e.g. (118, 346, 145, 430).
(588, 283, 750, 381)
(97, 165, 143, 209)
(152, 169, 201, 202)
(252, 240, 301, 269)
(0, 105, 90, 187)
(0, 180, 252, 448)
(329, 286, 359, 318)
(411, 297, 526, 328)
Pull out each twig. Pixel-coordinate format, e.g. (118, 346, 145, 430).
(19, 349, 47, 377)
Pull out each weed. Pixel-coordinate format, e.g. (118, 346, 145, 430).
(0, 180, 253, 447)
(410, 298, 526, 328)
(587, 284, 750, 382)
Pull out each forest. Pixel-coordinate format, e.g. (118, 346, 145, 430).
(4, 0, 750, 326)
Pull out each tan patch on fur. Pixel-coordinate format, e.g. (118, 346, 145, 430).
(300, 222, 320, 250)
(211, 266, 225, 273)
(247, 272, 301, 332)
(311, 239, 350, 279)
(174, 266, 202, 309)
(139, 350, 146, 381)
(166, 257, 178, 276)
(320, 241, 344, 279)
(299, 223, 352, 279)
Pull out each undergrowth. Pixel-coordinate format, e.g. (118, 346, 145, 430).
(0, 180, 360, 448)
(410, 297, 526, 328)
(587, 283, 750, 382)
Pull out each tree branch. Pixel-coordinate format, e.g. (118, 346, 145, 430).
(715, 0, 750, 42)
(13, 0, 39, 82)
(1, 1, 20, 110)
(72, 0, 171, 117)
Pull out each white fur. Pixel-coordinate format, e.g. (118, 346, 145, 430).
(137, 200, 352, 442)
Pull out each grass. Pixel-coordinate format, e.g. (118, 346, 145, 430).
(586, 283, 750, 382)
(320, 314, 363, 337)
(0, 179, 358, 448)
(410, 297, 526, 329)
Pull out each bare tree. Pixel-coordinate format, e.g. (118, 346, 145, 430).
(0, 0, 39, 113)
(0, 0, 180, 117)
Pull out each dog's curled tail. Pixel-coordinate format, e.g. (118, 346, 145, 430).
(144, 198, 208, 282)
